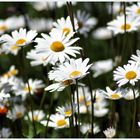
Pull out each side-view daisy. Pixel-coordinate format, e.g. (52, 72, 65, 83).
(53, 16, 78, 36)
(113, 62, 140, 87)
(80, 123, 100, 135)
(76, 10, 97, 37)
(102, 87, 122, 100)
(103, 126, 116, 138)
(7, 104, 25, 120)
(25, 110, 45, 122)
(48, 58, 92, 81)
(123, 88, 139, 100)
(41, 114, 69, 129)
(107, 15, 140, 35)
(56, 103, 77, 117)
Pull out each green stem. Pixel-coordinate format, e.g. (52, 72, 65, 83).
(76, 80, 80, 137)
(21, 46, 37, 136)
(44, 93, 53, 137)
(132, 87, 136, 137)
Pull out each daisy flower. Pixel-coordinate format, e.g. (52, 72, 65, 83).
(56, 103, 77, 117)
(0, 128, 12, 138)
(18, 78, 45, 95)
(126, 3, 140, 17)
(41, 114, 69, 129)
(107, 15, 140, 35)
(53, 16, 78, 36)
(92, 27, 112, 40)
(26, 50, 51, 66)
(138, 122, 140, 127)
(113, 62, 140, 87)
(91, 59, 114, 78)
(0, 16, 25, 35)
(92, 101, 109, 117)
(80, 123, 100, 135)
(129, 49, 140, 64)
(103, 127, 116, 138)
(2, 65, 18, 79)
(26, 110, 45, 122)
(34, 28, 81, 64)
(123, 88, 139, 100)
(1, 28, 37, 55)
(0, 90, 10, 101)
(29, 18, 53, 32)
(45, 79, 75, 92)
(102, 87, 122, 100)
(48, 58, 92, 81)
(76, 10, 97, 37)
(7, 104, 25, 120)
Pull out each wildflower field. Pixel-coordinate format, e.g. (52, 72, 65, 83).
(0, 1, 140, 138)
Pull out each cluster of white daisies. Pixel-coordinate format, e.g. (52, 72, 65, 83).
(0, 2, 140, 138)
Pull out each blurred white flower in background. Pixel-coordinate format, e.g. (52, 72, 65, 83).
(29, 18, 53, 32)
(80, 123, 100, 135)
(53, 16, 78, 35)
(122, 88, 139, 100)
(26, 110, 45, 122)
(91, 59, 114, 78)
(7, 104, 25, 120)
(0, 128, 12, 138)
(103, 126, 116, 138)
(0, 16, 25, 35)
(92, 27, 112, 40)
(107, 15, 140, 35)
(76, 10, 97, 37)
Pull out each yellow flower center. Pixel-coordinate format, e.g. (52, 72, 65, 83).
(57, 119, 67, 127)
(86, 101, 91, 106)
(64, 110, 72, 116)
(79, 96, 84, 102)
(121, 23, 131, 30)
(111, 93, 120, 99)
(50, 41, 64, 52)
(0, 25, 8, 31)
(62, 80, 73, 85)
(33, 115, 38, 121)
(10, 45, 19, 51)
(125, 71, 137, 80)
(24, 86, 32, 93)
(63, 28, 70, 36)
(16, 39, 26, 45)
(10, 69, 18, 75)
(69, 70, 82, 78)
(16, 112, 22, 118)
(136, 8, 140, 14)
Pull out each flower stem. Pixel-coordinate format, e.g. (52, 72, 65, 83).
(132, 87, 136, 137)
(76, 79, 80, 137)
(21, 46, 37, 137)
